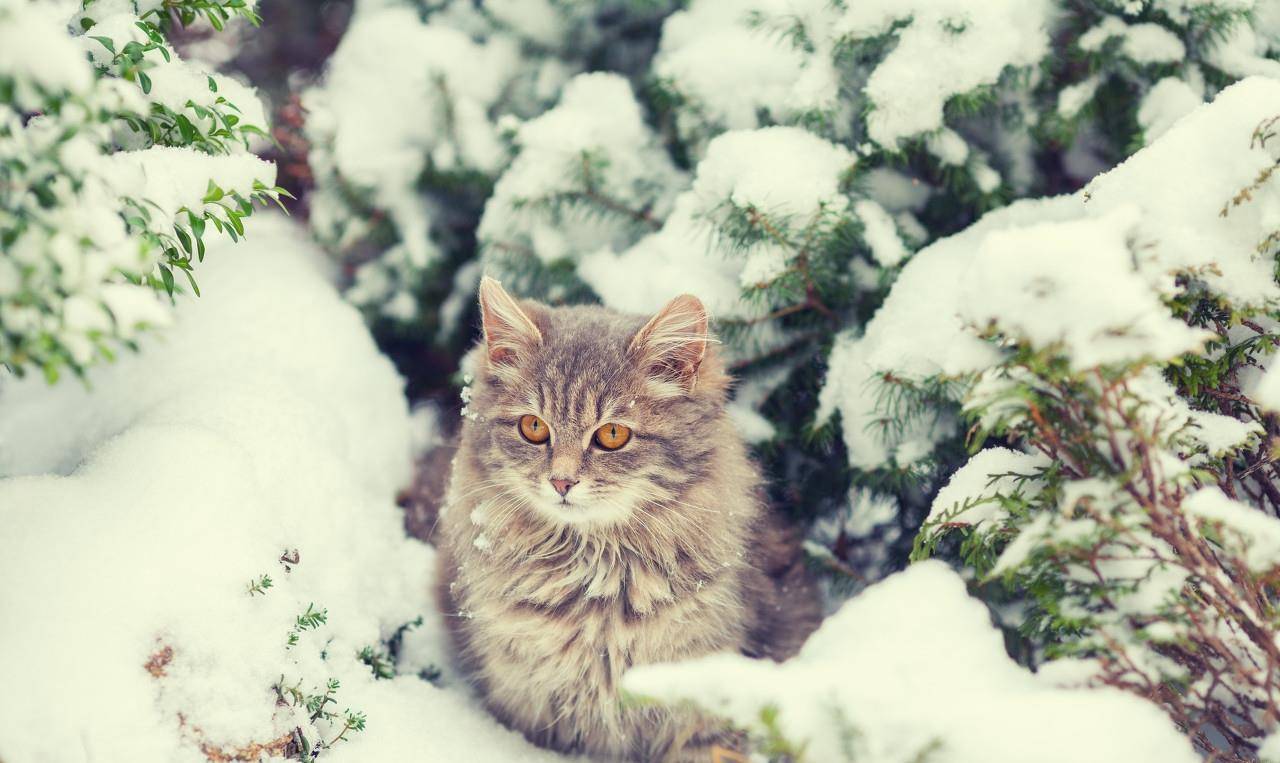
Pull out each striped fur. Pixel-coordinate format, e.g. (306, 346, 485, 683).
(438, 281, 820, 761)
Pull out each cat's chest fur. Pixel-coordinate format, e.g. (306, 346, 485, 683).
(448, 491, 750, 680)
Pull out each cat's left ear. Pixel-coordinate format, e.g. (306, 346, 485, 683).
(629, 294, 709, 392)
(478, 276, 542, 366)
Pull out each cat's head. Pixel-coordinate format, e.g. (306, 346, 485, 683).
(464, 276, 731, 528)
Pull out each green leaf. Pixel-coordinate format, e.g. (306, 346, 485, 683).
(202, 180, 224, 204)
(89, 35, 115, 55)
(175, 225, 192, 254)
(182, 269, 201, 297)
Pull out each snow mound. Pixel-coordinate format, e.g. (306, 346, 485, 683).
(624, 561, 1199, 763)
(0, 216, 563, 763)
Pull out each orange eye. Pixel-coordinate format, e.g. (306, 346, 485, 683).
(594, 423, 631, 450)
(519, 414, 550, 444)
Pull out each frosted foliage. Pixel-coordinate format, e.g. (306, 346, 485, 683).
(653, 0, 839, 144)
(1078, 17, 1186, 64)
(1206, 21, 1280, 79)
(0, 1, 92, 101)
(814, 332, 955, 471)
(1184, 488, 1280, 572)
(836, 0, 1053, 147)
(105, 148, 275, 220)
(1084, 78, 1280, 307)
(927, 447, 1051, 526)
(957, 206, 1214, 371)
(305, 5, 520, 266)
(817, 78, 1280, 469)
(0, 0, 276, 376)
(624, 561, 1198, 763)
(691, 126, 853, 219)
(479, 72, 685, 266)
(582, 127, 853, 320)
(0, 219, 565, 763)
(312, 6, 516, 181)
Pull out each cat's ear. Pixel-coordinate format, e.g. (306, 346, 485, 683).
(629, 294, 709, 392)
(478, 276, 542, 366)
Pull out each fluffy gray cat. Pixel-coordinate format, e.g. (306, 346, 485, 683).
(437, 276, 819, 762)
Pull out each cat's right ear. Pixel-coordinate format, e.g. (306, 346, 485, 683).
(629, 293, 710, 394)
(478, 276, 542, 366)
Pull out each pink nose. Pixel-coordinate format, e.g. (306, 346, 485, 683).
(550, 477, 578, 497)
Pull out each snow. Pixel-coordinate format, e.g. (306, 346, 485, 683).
(1184, 487, 1280, 572)
(1078, 17, 1186, 64)
(957, 206, 1214, 371)
(305, 5, 521, 267)
(0, 217, 565, 763)
(836, 0, 1053, 148)
(1186, 409, 1262, 457)
(653, 0, 839, 143)
(927, 447, 1051, 526)
(814, 331, 956, 471)
(855, 200, 909, 267)
(817, 77, 1280, 467)
(1057, 76, 1101, 119)
(926, 127, 970, 166)
(78, 9, 269, 138)
(0, 0, 94, 105)
(1206, 22, 1280, 80)
(1254, 359, 1280, 411)
(725, 367, 789, 442)
(692, 126, 854, 219)
(624, 561, 1199, 763)
(478, 72, 684, 266)
(861, 167, 932, 212)
(581, 127, 853, 322)
(315, 6, 517, 179)
(104, 146, 276, 219)
(1137, 77, 1203, 143)
(579, 194, 768, 322)
(1085, 77, 1280, 308)
(1261, 727, 1280, 762)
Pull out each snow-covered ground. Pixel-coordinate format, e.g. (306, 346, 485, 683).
(0, 216, 563, 762)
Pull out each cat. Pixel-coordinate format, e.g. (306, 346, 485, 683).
(436, 276, 820, 762)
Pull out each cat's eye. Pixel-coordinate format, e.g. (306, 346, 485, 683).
(594, 423, 631, 450)
(519, 414, 550, 444)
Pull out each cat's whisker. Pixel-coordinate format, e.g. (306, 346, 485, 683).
(627, 502, 680, 538)
(449, 478, 513, 501)
(657, 495, 720, 515)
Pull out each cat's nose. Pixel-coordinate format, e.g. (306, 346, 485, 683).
(549, 477, 578, 497)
